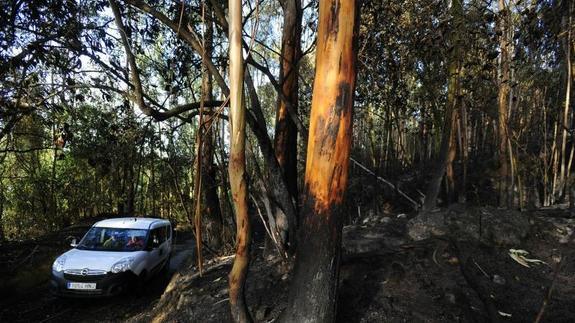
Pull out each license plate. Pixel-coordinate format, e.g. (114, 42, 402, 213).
(67, 282, 96, 290)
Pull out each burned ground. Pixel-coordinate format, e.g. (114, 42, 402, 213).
(1, 207, 574, 322)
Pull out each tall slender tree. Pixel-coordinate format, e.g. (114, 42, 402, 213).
(559, 0, 573, 199)
(200, 8, 224, 251)
(422, 0, 464, 212)
(273, 0, 302, 251)
(497, 0, 511, 207)
(275, 0, 302, 198)
(228, 0, 251, 321)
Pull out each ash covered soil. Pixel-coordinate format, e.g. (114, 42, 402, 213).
(2, 206, 575, 323)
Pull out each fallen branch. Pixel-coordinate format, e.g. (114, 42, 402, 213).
(176, 255, 235, 288)
(249, 194, 286, 260)
(350, 157, 420, 210)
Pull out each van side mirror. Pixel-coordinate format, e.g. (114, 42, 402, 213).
(70, 238, 78, 248)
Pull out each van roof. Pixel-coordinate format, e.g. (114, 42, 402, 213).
(93, 217, 170, 230)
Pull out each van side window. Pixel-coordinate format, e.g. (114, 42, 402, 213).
(157, 227, 166, 243)
(164, 225, 171, 240)
(148, 226, 168, 248)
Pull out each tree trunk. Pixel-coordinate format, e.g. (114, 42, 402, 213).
(228, 0, 251, 321)
(569, 175, 575, 217)
(497, 0, 511, 208)
(273, 0, 302, 253)
(0, 183, 4, 241)
(458, 98, 468, 203)
(194, 6, 224, 272)
(559, 3, 572, 199)
(446, 109, 459, 204)
(422, 0, 463, 212)
(200, 22, 223, 250)
(245, 72, 298, 252)
(275, 0, 301, 198)
(281, 0, 359, 322)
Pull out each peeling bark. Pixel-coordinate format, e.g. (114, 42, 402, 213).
(228, 0, 252, 321)
(281, 0, 359, 322)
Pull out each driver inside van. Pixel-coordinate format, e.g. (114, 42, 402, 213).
(127, 235, 144, 249)
(102, 233, 120, 249)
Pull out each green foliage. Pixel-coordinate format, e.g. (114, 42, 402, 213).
(0, 0, 573, 239)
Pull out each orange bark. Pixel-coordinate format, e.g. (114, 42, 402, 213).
(304, 0, 357, 213)
(282, 1, 359, 322)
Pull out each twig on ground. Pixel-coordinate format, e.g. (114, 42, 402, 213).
(213, 297, 230, 306)
(473, 259, 490, 278)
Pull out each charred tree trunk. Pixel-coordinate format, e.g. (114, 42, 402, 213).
(422, 0, 463, 212)
(273, 0, 302, 252)
(275, 0, 301, 198)
(281, 0, 359, 322)
(228, 0, 251, 321)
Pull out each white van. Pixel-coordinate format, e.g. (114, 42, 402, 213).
(50, 217, 172, 297)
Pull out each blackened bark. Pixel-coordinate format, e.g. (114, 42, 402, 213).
(275, 0, 302, 199)
(283, 201, 343, 322)
(281, 0, 359, 322)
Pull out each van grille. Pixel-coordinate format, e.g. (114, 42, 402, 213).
(64, 269, 108, 282)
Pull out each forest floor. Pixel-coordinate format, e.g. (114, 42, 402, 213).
(1, 206, 574, 323)
(130, 205, 575, 323)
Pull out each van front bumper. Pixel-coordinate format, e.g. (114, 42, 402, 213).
(50, 270, 138, 297)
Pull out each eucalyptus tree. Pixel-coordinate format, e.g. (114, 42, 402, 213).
(422, 0, 464, 211)
(227, 1, 251, 321)
(282, 0, 359, 321)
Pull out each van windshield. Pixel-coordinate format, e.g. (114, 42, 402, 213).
(77, 227, 148, 251)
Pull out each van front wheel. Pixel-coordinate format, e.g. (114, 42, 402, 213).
(135, 270, 148, 293)
(161, 255, 171, 276)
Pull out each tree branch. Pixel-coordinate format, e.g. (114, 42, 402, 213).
(123, 0, 230, 96)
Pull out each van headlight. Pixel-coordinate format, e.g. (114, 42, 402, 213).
(52, 255, 67, 273)
(111, 257, 135, 273)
